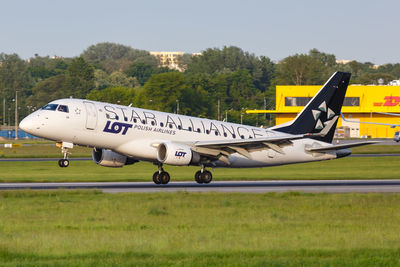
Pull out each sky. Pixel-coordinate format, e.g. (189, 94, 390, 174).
(0, 0, 399, 65)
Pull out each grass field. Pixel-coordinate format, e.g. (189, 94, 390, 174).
(0, 144, 91, 158)
(0, 191, 400, 266)
(0, 156, 399, 182)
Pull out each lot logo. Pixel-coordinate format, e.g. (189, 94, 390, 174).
(374, 96, 400, 107)
(103, 121, 132, 135)
(175, 150, 187, 158)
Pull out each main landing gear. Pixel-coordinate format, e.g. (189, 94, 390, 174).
(151, 164, 212, 185)
(152, 164, 170, 184)
(56, 141, 73, 168)
(194, 165, 212, 184)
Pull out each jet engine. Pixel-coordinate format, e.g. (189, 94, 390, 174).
(92, 148, 138, 167)
(157, 142, 200, 166)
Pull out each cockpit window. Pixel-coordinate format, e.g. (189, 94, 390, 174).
(57, 105, 69, 113)
(41, 104, 58, 111)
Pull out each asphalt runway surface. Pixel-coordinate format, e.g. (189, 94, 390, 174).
(1, 152, 400, 163)
(2, 180, 400, 193)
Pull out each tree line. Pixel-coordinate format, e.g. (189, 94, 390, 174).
(1, 42, 400, 127)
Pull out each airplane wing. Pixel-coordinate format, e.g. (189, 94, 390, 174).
(192, 134, 306, 164)
(341, 113, 400, 128)
(190, 116, 343, 164)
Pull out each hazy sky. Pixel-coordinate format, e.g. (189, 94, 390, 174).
(1, 0, 398, 64)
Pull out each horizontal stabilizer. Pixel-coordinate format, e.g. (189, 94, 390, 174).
(305, 141, 378, 153)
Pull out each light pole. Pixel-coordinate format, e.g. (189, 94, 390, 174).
(15, 91, 18, 140)
(176, 99, 179, 114)
(240, 107, 247, 124)
(2, 98, 5, 126)
(217, 99, 220, 121)
(224, 109, 232, 122)
(263, 96, 266, 120)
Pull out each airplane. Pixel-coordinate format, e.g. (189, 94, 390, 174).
(19, 72, 376, 184)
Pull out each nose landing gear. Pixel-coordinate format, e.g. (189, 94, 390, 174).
(58, 158, 69, 168)
(56, 141, 73, 168)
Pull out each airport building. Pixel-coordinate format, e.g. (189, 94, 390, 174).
(267, 85, 400, 138)
(149, 51, 185, 71)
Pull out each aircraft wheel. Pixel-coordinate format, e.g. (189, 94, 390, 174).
(153, 171, 162, 184)
(58, 159, 69, 167)
(195, 171, 203, 184)
(159, 171, 170, 184)
(201, 170, 212, 184)
(62, 159, 70, 167)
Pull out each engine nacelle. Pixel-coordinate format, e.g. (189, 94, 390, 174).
(92, 148, 137, 167)
(157, 142, 199, 166)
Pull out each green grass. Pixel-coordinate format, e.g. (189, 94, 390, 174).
(0, 139, 53, 145)
(0, 144, 91, 158)
(351, 144, 400, 154)
(0, 156, 399, 182)
(1, 191, 400, 265)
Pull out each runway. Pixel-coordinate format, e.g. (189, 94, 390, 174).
(2, 180, 400, 193)
(1, 153, 400, 163)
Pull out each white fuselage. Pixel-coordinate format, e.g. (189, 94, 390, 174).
(20, 98, 337, 168)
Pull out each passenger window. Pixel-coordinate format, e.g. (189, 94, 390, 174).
(41, 104, 58, 111)
(57, 105, 69, 113)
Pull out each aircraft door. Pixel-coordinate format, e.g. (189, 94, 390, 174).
(83, 101, 98, 130)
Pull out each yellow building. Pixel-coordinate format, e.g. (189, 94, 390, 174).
(149, 51, 185, 71)
(253, 85, 400, 138)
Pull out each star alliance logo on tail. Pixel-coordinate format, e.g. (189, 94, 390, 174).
(312, 101, 337, 131)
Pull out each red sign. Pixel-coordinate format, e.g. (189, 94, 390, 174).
(374, 96, 400, 107)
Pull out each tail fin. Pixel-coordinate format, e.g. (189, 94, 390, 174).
(271, 72, 351, 143)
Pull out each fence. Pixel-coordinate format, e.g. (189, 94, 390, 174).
(0, 130, 38, 139)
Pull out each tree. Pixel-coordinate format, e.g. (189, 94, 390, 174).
(94, 69, 138, 90)
(64, 57, 95, 98)
(125, 62, 155, 86)
(0, 53, 31, 99)
(185, 46, 275, 92)
(358, 73, 395, 85)
(86, 86, 135, 105)
(81, 42, 158, 73)
(107, 71, 137, 88)
(274, 54, 325, 85)
(142, 72, 186, 112)
(0, 53, 31, 123)
(125, 62, 172, 85)
(179, 85, 211, 117)
(27, 75, 67, 108)
(27, 55, 70, 83)
(175, 53, 193, 71)
(309, 48, 336, 67)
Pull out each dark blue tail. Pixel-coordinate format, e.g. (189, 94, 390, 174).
(272, 72, 351, 143)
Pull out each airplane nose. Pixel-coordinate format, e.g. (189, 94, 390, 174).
(19, 116, 36, 133)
